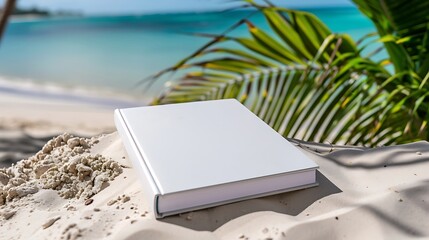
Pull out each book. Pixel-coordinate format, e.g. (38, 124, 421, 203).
(114, 99, 318, 218)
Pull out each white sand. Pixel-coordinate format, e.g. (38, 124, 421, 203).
(0, 133, 123, 206)
(1, 93, 429, 239)
(0, 91, 128, 167)
(0, 92, 117, 136)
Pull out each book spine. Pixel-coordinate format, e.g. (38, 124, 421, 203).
(114, 109, 161, 217)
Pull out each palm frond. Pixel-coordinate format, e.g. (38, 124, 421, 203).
(352, 0, 429, 76)
(148, 2, 426, 146)
(156, 61, 408, 146)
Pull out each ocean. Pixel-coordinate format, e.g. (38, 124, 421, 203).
(0, 7, 376, 101)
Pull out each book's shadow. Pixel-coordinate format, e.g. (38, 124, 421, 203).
(160, 170, 341, 231)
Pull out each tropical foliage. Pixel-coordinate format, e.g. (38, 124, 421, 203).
(146, 0, 429, 146)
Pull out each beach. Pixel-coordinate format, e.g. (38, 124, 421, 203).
(0, 79, 147, 168)
(1, 88, 428, 239)
(0, 0, 427, 236)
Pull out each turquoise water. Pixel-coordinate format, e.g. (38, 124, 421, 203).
(0, 7, 376, 99)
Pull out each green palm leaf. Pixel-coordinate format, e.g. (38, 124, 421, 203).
(353, 0, 429, 75)
(352, 0, 429, 138)
(148, 2, 428, 146)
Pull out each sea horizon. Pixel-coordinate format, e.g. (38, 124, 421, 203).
(0, 6, 378, 104)
(10, 5, 358, 20)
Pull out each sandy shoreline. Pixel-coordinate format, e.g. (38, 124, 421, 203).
(0, 76, 149, 108)
(1, 90, 429, 239)
(0, 81, 146, 168)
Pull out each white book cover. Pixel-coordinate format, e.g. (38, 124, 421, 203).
(114, 99, 318, 218)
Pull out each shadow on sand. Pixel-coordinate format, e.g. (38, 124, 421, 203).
(0, 131, 92, 168)
(160, 171, 341, 231)
(0, 132, 58, 167)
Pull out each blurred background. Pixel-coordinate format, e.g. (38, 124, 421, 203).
(0, 0, 374, 101)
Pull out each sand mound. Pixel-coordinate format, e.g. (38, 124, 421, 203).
(0, 133, 122, 206)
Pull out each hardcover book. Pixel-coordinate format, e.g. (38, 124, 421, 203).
(114, 99, 318, 218)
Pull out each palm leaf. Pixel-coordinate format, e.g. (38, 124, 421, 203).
(352, 0, 429, 76)
(148, 2, 425, 146)
(353, 0, 429, 138)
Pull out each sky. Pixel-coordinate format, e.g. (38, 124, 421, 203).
(12, 0, 354, 15)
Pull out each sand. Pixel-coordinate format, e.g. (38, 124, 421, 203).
(0, 133, 123, 206)
(0, 90, 132, 168)
(0, 91, 118, 135)
(1, 93, 429, 239)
